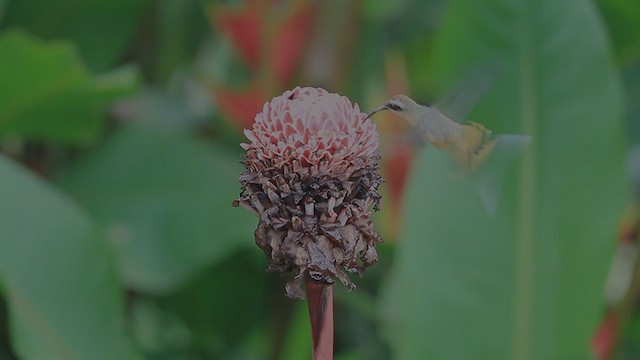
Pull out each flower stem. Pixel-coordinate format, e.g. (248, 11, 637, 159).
(306, 279, 334, 360)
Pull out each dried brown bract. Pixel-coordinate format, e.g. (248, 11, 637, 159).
(233, 87, 383, 299)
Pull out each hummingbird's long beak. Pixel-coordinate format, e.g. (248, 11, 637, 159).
(365, 104, 388, 119)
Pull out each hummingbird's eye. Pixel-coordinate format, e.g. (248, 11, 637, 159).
(387, 103, 402, 111)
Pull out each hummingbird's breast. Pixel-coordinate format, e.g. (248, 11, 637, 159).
(415, 107, 462, 147)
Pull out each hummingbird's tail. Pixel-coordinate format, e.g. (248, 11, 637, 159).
(452, 122, 498, 171)
(451, 124, 532, 215)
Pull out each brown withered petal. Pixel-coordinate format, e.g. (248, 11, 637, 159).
(233, 87, 383, 299)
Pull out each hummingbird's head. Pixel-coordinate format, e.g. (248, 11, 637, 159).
(386, 95, 418, 112)
(366, 94, 421, 125)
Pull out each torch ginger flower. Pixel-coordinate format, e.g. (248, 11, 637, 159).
(233, 87, 383, 299)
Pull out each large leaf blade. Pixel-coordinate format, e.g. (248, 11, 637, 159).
(382, 0, 626, 359)
(0, 31, 137, 144)
(0, 155, 139, 359)
(3, 0, 150, 71)
(57, 125, 255, 293)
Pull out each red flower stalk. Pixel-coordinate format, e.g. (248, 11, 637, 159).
(211, 0, 315, 86)
(233, 87, 383, 299)
(212, 82, 269, 130)
(210, 1, 317, 131)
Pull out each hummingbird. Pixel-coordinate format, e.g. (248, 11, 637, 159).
(367, 94, 531, 214)
(367, 94, 498, 172)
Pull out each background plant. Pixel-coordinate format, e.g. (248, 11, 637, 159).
(0, 0, 637, 359)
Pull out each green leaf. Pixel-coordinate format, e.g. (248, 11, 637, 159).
(56, 124, 255, 293)
(279, 302, 312, 360)
(154, 0, 209, 83)
(0, 155, 139, 359)
(596, 0, 640, 66)
(129, 298, 191, 357)
(0, 31, 138, 144)
(3, 0, 150, 71)
(382, 0, 626, 359)
(161, 249, 269, 355)
(0, 0, 6, 25)
(363, 0, 410, 21)
(623, 61, 640, 144)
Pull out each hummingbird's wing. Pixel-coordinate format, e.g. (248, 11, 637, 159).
(471, 134, 532, 215)
(426, 60, 535, 216)
(433, 59, 504, 122)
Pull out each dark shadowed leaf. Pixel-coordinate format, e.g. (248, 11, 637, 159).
(280, 302, 312, 360)
(595, 0, 640, 66)
(0, 1, 5, 25)
(2, 0, 150, 71)
(0, 31, 137, 144)
(56, 124, 255, 293)
(160, 249, 269, 357)
(381, 0, 626, 359)
(129, 298, 191, 358)
(0, 155, 139, 360)
(623, 61, 640, 144)
(154, 0, 210, 83)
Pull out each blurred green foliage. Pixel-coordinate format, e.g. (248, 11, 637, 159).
(3, 0, 150, 71)
(0, 31, 137, 144)
(0, 0, 637, 359)
(0, 156, 138, 359)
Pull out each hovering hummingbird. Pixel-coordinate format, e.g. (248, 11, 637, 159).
(367, 94, 498, 172)
(367, 94, 531, 214)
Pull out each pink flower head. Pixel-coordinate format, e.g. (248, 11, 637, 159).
(234, 87, 383, 299)
(241, 87, 379, 176)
